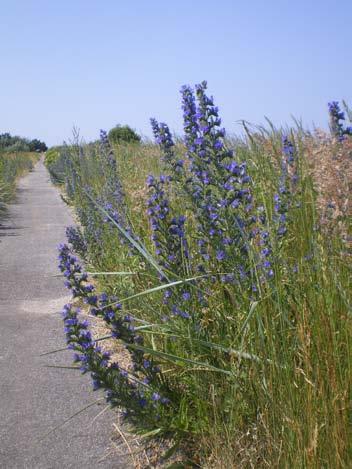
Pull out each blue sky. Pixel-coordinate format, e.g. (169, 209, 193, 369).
(0, 0, 351, 146)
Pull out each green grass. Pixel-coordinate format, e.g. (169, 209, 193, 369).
(0, 151, 39, 213)
(50, 130, 351, 467)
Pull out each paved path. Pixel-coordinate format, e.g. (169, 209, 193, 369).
(0, 160, 126, 468)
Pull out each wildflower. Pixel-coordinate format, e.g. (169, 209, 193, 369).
(58, 243, 173, 422)
(328, 101, 346, 141)
(151, 392, 160, 401)
(273, 135, 298, 238)
(66, 226, 87, 256)
(181, 291, 191, 301)
(146, 175, 189, 273)
(180, 81, 254, 283)
(216, 250, 226, 261)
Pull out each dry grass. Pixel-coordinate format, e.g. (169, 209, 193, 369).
(305, 131, 351, 243)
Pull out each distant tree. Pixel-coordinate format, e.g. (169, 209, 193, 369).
(0, 132, 47, 152)
(0, 133, 14, 149)
(108, 125, 141, 144)
(29, 139, 48, 152)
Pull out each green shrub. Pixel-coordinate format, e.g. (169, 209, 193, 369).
(0, 132, 47, 152)
(4, 141, 30, 152)
(29, 139, 47, 152)
(44, 147, 60, 166)
(108, 124, 141, 144)
(44, 147, 68, 184)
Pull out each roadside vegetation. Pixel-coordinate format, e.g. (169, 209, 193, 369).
(0, 152, 40, 215)
(48, 84, 351, 467)
(0, 132, 47, 153)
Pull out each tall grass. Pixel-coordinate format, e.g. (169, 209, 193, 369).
(52, 86, 351, 467)
(0, 151, 39, 214)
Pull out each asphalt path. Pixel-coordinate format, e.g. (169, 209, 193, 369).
(0, 160, 127, 468)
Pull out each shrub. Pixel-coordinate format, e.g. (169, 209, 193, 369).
(4, 141, 30, 152)
(44, 147, 68, 184)
(108, 124, 141, 144)
(0, 132, 47, 152)
(44, 147, 60, 166)
(29, 139, 47, 152)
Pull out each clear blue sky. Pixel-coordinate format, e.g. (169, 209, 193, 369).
(1, 0, 351, 146)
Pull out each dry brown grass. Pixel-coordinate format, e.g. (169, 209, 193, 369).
(305, 131, 351, 243)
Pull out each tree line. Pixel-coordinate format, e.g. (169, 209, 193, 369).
(0, 133, 47, 152)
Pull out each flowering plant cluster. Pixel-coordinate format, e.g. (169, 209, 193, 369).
(58, 242, 172, 427)
(52, 83, 352, 466)
(75, 194, 103, 247)
(328, 101, 352, 141)
(150, 118, 185, 180)
(59, 83, 302, 392)
(273, 135, 299, 238)
(146, 175, 188, 274)
(62, 129, 143, 259)
(151, 82, 301, 291)
(180, 82, 256, 282)
(65, 225, 87, 258)
(99, 129, 127, 223)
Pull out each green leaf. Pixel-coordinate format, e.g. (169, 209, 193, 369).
(100, 273, 221, 310)
(127, 343, 233, 376)
(135, 327, 264, 363)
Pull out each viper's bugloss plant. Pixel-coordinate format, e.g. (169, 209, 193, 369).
(180, 81, 255, 282)
(99, 129, 126, 216)
(273, 135, 298, 238)
(55, 85, 351, 467)
(66, 226, 87, 257)
(146, 174, 188, 274)
(58, 243, 172, 427)
(328, 100, 352, 140)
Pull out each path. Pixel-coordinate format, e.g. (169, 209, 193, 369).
(0, 159, 127, 468)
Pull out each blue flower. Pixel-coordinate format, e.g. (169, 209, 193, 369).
(181, 291, 191, 301)
(66, 226, 87, 256)
(179, 81, 255, 277)
(216, 250, 226, 261)
(328, 101, 346, 140)
(150, 119, 178, 173)
(146, 175, 189, 273)
(272, 136, 299, 239)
